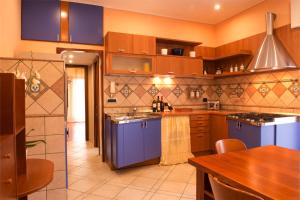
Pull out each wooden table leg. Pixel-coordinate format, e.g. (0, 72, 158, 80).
(196, 168, 205, 200)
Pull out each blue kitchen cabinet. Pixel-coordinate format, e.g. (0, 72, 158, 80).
(69, 2, 103, 45)
(143, 119, 161, 160)
(111, 118, 161, 169)
(228, 120, 275, 148)
(276, 123, 300, 150)
(21, 0, 60, 42)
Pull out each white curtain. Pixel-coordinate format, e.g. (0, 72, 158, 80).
(67, 68, 85, 123)
(160, 116, 194, 165)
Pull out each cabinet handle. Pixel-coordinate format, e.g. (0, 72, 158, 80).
(70, 35, 72, 42)
(168, 72, 174, 74)
(2, 153, 11, 159)
(118, 48, 125, 52)
(128, 70, 137, 73)
(57, 34, 60, 41)
(141, 122, 144, 128)
(191, 73, 197, 75)
(145, 121, 147, 128)
(2, 178, 12, 184)
(141, 51, 147, 54)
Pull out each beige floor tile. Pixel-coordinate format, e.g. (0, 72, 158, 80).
(150, 193, 180, 200)
(69, 179, 99, 192)
(129, 177, 158, 191)
(81, 194, 111, 200)
(92, 183, 125, 198)
(115, 188, 148, 200)
(68, 174, 83, 185)
(47, 189, 67, 200)
(67, 189, 83, 200)
(107, 174, 137, 186)
(183, 184, 196, 196)
(158, 180, 187, 195)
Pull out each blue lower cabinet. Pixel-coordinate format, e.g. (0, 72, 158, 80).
(276, 123, 300, 150)
(112, 119, 161, 169)
(143, 119, 161, 160)
(228, 120, 275, 148)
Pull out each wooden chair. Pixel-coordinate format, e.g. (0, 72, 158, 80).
(208, 174, 264, 200)
(215, 139, 247, 154)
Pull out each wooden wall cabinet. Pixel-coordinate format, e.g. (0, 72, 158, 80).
(133, 35, 156, 55)
(106, 32, 133, 54)
(209, 114, 228, 152)
(106, 53, 156, 75)
(190, 115, 210, 153)
(156, 56, 203, 77)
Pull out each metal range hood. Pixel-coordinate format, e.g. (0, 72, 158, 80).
(247, 12, 296, 72)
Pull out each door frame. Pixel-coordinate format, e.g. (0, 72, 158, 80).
(57, 48, 104, 150)
(65, 64, 89, 141)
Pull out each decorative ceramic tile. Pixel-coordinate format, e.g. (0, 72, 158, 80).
(134, 85, 146, 98)
(272, 82, 287, 97)
(51, 77, 65, 100)
(258, 83, 271, 97)
(205, 86, 215, 98)
(246, 85, 257, 97)
(104, 86, 111, 97)
(160, 87, 172, 98)
(288, 81, 300, 97)
(36, 90, 63, 113)
(39, 63, 63, 87)
(147, 85, 159, 97)
(233, 84, 244, 98)
(172, 85, 183, 97)
(215, 85, 223, 97)
(120, 84, 133, 98)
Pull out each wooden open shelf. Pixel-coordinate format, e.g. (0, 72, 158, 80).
(156, 37, 201, 46)
(17, 159, 54, 198)
(202, 50, 252, 61)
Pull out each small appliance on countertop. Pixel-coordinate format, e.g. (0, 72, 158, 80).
(207, 100, 220, 110)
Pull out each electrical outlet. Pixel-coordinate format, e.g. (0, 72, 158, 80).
(107, 98, 117, 103)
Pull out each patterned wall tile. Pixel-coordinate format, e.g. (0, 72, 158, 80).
(215, 85, 223, 97)
(134, 85, 146, 98)
(258, 83, 271, 97)
(147, 85, 159, 97)
(289, 81, 300, 97)
(172, 85, 183, 97)
(272, 82, 286, 98)
(120, 84, 133, 98)
(51, 77, 65, 100)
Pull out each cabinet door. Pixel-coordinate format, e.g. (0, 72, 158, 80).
(106, 53, 155, 75)
(69, 3, 103, 45)
(123, 122, 144, 167)
(183, 58, 203, 77)
(209, 115, 228, 151)
(190, 115, 210, 152)
(106, 32, 133, 53)
(0, 136, 16, 200)
(156, 56, 183, 75)
(133, 35, 156, 55)
(21, 0, 60, 42)
(143, 119, 161, 160)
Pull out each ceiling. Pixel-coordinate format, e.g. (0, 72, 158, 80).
(67, 0, 264, 24)
(62, 51, 99, 65)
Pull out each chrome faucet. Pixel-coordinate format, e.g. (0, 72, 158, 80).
(128, 107, 137, 116)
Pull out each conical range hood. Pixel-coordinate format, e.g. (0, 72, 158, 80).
(248, 12, 296, 72)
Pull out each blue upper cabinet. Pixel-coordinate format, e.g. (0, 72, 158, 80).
(69, 2, 103, 45)
(21, 0, 60, 42)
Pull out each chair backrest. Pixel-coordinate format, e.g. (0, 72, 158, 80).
(208, 174, 264, 200)
(215, 139, 247, 154)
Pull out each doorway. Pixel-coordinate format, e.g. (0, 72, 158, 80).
(66, 66, 88, 143)
(59, 49, 102, 151)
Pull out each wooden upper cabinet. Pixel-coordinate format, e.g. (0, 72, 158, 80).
(106, 32, 133, 54)
(183, 58, 203, 77)
(156, 56, 183, 75)
(133, 35, 156, 55)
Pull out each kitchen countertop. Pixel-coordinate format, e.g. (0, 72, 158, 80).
(159, 109, 242, 116)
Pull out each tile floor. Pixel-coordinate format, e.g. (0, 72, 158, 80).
(66, 123, 197, 200)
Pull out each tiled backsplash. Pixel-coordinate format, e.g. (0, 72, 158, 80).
(104, 70, 300, 113)
(0, 57, 67, 199)
(103, 76, 215, 110)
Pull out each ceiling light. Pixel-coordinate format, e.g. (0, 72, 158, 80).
(61, 11, 68, 18)
(68, 54, 74, 59)
(214, 3, 221, 11)
(68, 60, 73, 63)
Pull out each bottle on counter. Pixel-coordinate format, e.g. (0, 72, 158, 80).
(160, 96, 165, 112)
(156, 96, 161, 112)
(152, 98, 157, 112)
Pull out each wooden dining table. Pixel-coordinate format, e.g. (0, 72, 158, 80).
(188, 145, 300, 200)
